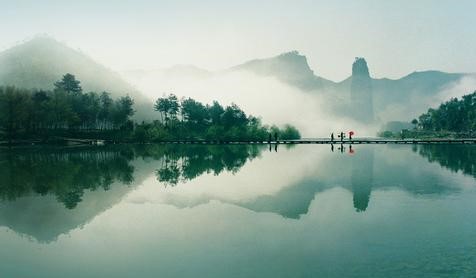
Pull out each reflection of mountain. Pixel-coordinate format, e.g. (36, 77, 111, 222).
(351, 148, 374, 212)
(0, 144, 262, 242)
(1, 144, 473, 241)
(237, 179, 328, 219)
(415, 145, 476, 178)
(0, 146, 155, 242)
(237, 147, 373, 217)
(0, 147, 135, 208)
(159, 145, 468, 219)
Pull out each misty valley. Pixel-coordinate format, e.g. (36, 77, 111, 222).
(2, 2, 476, 276)
(1, 38, 475, 278)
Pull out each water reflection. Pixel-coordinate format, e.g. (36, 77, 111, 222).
(0, 144, 474, 242)
(0, 147, 135, 209)
(150, 144, 262, 186)
(415, 144, 476, 178)
(351, 148, 374, 212)
(0, 144, 263, 206)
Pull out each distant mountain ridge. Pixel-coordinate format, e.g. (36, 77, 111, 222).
(1, 37, 474, 123)
(135, 50, 471, 99)
(228, 51, 335, 90)
(226, 51, 474, 121)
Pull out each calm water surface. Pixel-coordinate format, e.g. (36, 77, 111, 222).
(0, 144, 475, 277)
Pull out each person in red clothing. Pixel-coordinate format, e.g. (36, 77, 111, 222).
(349, 131, 354, 140)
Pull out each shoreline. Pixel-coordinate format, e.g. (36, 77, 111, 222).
(2, 138, 476, 149)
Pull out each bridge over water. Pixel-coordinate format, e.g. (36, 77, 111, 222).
(158, 138, 476, 145)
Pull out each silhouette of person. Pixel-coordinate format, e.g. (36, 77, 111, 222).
(340, 132, 344, 142)
(331, 144, 334, 152)
(274, 144, 278, 152)
(331, 133, 334, 142)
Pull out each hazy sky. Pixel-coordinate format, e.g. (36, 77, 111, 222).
(1, 0, 475, 81)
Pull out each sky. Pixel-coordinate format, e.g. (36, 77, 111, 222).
(1, 0, 475, 81)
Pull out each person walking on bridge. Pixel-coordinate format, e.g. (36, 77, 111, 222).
(331, 133, 335, 142)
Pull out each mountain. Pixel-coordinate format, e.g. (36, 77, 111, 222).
(350, 57, 374, 123)
(373, 70, 467, 104)
(226, 53, 474, 122)
(129, 51, 473, 122)
(4, 37, 473, 124)
(228, 51, 335, 90)
(0, 36, 154, 120)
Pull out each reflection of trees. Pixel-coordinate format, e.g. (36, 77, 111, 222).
(351, 148, 374, 212)
(0, 144, 263, 208)
(0, 147, 134, 209)
(415, 145, 476, 178)
(147, 145, 263, 187)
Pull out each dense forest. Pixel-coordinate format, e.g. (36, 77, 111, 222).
(380, 90, 476, 138)
(0, 74, 300, 144)
(415, 91, 476, 133)
(0, 74, 135, 142)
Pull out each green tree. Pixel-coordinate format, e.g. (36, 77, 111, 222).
(411, 119, 418, 130)
(54, 73, 82, 94)
(208, 101, 224, 125)
(0, 87, 30, 142)
(99, 92, 113, 130)
(181, 98, 209, 126)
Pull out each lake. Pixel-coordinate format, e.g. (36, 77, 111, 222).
(0, 144, 475, 277)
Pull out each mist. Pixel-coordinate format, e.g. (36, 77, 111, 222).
(123, 70, 376, 137)
(436, 76, 476, 104)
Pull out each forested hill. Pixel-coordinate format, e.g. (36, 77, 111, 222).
(415, 90, 476, 132)
(0, 36, 153, 121)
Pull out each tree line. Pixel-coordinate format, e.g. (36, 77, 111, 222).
(0, 73, 134, 142)
(379, 90, 476, 138)
(0, 73, 300, 143)
(134, 94, 300, 142)
(414, 90, 476, 133)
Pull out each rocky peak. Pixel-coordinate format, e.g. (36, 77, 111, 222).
(352, 57, 370, 78)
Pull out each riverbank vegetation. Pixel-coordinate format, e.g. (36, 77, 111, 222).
(0, 74, 300, 144)
(379, 90, 476, 138)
